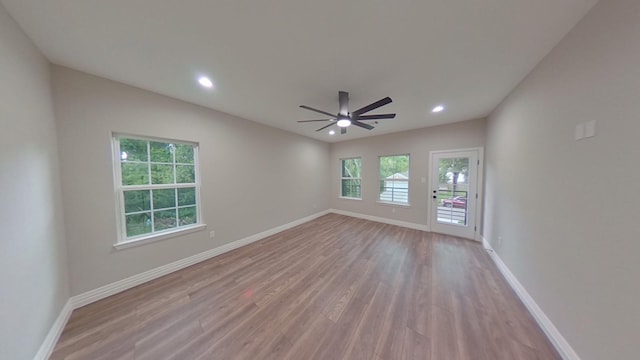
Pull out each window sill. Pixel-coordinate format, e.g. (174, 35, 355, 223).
(376, 201, 411, 208)
(339, 196, 362, 201)
(113, 224, 207, 250)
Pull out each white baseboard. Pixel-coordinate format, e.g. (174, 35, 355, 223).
(33, 299, 73, 360)
(482, 237, 580, 360)
(71, 209, 330, 308)
(482, 237, 492, 251)
(36, 210, 329, 357)
(330, 208, 429, 232)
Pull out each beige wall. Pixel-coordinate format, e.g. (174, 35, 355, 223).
(52, 66, 331, 295)
(0, 4, 70, 360)
(330, 118, 486, 228)
(7, 2, 637, 359)
(484, 0, 640, 358)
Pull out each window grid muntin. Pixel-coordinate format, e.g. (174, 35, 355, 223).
(115, 135, 200, 241)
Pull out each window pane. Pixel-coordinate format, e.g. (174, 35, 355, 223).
(123, 190, 150, 213)
(120, 138, 148, 162)
(150, 141, 174, 163)
(154, 209, 177, 231)
(437, 157, 470, 226)
(126, 212, 152, 237)
(379, 155, 409, 204)
(152, 188, 176, 209)
(380, 180, 409, 203)
(341, 179, 361, 198)
(397, 155, 409, 174)
(178, 187, 196, 206)
(175, 144, 194, 164)
(176, 165, 195, 183)
(379, 155, 409, 178)
(341, 158, 361, 178)
(178, 206, 197, 226)
(121, 163, 149, 185)
(379, 156, 393, 178)
(151, 164, 175, 184)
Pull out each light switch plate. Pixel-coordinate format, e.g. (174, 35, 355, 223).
(575, 123, 585, 140)
(584, 120, 596, 138)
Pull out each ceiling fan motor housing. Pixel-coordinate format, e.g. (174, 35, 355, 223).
(298, 91, 395, 133)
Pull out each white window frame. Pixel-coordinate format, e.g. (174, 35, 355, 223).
(378, 154, 410, 206)
(340, 157, 362, 200)
(112, 133, 205, 249)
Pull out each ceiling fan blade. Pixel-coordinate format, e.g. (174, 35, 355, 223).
(341, 127, 347, 135)
(355, 113, 396, 121)
(351, 121, 374, 130)
(352, 97, 392, 116)
(300, 105, 336, 118)
(338, 91, 349, 115)
(297, 119, 334, 123)
(316, 122, 336, 131)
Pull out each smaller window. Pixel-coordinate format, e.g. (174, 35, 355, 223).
(340, 157, 362, 199)
(379, 155, 410, 204)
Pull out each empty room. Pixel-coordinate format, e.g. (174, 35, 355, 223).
(1, 0, 638, 359)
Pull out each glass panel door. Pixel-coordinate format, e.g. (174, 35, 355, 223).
(430, 150, 480, 240)
(436, 157, 470, 226)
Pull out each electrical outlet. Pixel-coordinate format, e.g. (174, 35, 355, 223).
(210, 230, 215, 239)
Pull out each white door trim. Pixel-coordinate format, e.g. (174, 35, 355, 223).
(428, 147, 484, 241)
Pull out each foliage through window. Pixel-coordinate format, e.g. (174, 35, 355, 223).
(114, 135, 200, 241)
(340, 158, 362, 199)
(379, 155, 409, 204)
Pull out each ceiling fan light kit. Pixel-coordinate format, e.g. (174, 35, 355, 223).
(298, 91, 396, 134)
(336, 115, 351, 127)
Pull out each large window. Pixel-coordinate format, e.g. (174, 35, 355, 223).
(113, 135, 201, 243)
(340, 157, 362, 199)
(379, 154, 409, 204)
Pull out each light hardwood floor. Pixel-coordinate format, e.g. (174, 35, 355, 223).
(51, 214, 560, 359)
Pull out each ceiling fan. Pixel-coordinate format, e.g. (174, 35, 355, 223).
(297, 91, 396, 134)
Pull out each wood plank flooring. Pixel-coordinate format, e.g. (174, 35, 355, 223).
(51, 214, 560, 359)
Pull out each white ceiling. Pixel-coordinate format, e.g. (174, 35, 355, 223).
(1, 0, 597, 142)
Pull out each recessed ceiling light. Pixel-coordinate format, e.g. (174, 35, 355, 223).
(329, 130, 335, 135)
(198, 76, 214, 89)
(432, 105, 445, 113)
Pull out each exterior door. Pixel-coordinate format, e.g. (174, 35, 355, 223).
(430, 149, 481, 240)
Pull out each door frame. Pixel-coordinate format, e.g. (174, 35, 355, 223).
(428, 147, 484, 241)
